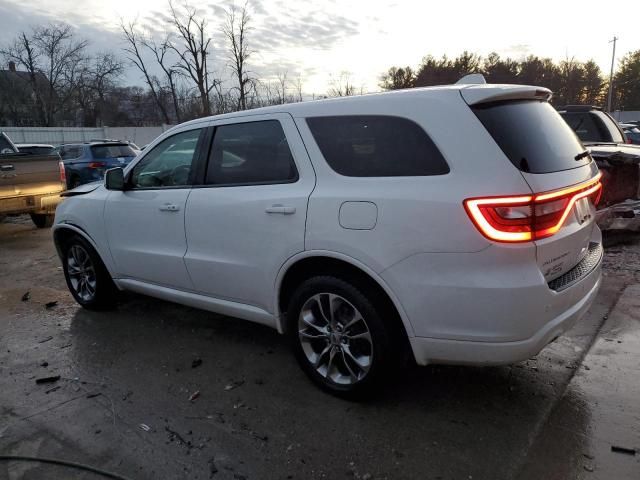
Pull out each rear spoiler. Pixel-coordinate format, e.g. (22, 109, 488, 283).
(460, 85, 552, 106)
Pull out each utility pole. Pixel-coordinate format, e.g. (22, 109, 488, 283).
(607, 36, 618, 112)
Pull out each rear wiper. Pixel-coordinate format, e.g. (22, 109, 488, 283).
(574, 150, 591, 161)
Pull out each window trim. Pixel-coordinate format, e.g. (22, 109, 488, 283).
(305, 114, 450, 178)
(125, 127, 207, 191)
(200, 119, 300, 188)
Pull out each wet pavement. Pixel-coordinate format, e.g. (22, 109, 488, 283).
(0, 215, 639, 480)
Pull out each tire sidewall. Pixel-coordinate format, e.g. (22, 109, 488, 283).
(62, 235, 115, 310)
(287, 276, 392, 398)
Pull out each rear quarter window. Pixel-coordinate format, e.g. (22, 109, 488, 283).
(91, 145, 136, 159)
(473, 101, 591, 173)
(306, 115, 449, 177)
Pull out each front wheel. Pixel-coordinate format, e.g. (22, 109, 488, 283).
(30, 213, 54, 228)
(287, 276, 395, 399)
(62, 235, 118, 310)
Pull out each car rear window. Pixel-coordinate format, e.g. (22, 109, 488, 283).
(91, 144, 136, 159)
(472, 100, 591, 173)
(306, 115, 449, 177)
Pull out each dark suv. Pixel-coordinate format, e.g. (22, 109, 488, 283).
(57, 141, 138, 189)
(557, 105, 629, 145)
(558, 105, 640, 208)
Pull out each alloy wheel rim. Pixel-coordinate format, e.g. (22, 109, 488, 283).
(67, 245, 97, 302)
(298, 293, 373, 385)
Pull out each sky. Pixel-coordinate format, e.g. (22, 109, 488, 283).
(0, 0, 636, 95)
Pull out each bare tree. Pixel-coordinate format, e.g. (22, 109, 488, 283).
(141, 33, 183, 123)
(2, 24, 87, 126)
(77, 53, 123, 126)
(33, 24, 88, 125)
(294, 75, 303, 102)
(121, 20, 172, 124)
(222, 1, 253, 111)
(328, 72, 356, 97)
(168, 1, 219, 117)
(275, 71, 287, 104)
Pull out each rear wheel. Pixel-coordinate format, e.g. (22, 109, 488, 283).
(287, 276, 395, 399)
(62, 235, 118, 310)
(30, 213, 54, 228)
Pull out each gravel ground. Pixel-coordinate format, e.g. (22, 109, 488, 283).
(0, 215, 638, 480)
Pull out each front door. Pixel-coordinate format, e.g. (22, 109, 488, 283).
(183, 114, 315, 313)
(104, 127, 205, 290)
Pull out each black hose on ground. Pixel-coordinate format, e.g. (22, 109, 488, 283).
(0, 455, 133, 480)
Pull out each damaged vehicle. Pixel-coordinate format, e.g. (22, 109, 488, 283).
(54, 80, 604, 397)
(558, 105, 640, 231)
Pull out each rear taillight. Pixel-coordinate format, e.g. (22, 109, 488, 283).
(88, 161, 106, 169)
(464, 173, 603, 243)
(58, 161, 66, 184)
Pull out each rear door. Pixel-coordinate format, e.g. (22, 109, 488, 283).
(183, 113, 315, 313)
(469, 97, 601, 282)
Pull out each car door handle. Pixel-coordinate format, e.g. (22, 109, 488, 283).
(265, 204, 296, 215)
(159, 203, 180, 212)
(0, 164, 15, 171)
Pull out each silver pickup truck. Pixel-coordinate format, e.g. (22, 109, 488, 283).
(0, 132, 65, 228)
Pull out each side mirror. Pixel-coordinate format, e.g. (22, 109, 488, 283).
(104, 167, 125, 191)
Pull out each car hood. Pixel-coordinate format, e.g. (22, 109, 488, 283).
(60, 181, 102, 197)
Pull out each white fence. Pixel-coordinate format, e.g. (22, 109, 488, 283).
(611, 111, 640, 122)
(0, 126, 173, 147)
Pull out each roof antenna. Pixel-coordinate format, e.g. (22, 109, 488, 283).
(456, 74, 486, 85)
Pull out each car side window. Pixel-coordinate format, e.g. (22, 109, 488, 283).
(130, 129, 202, 189)
(205, 120, 298, 186)
(306, 115, 449, 177)
(60, 146, 81, 160)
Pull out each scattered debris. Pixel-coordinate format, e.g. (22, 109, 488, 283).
(86, 393, 101, 399)
(35, 375, 60, 384)
(139, 423, 151, 432)
(611, 445, 636, 456)
(45, 301, 58, 309)
(208, 458, 218, 478)
(165, 426, 192, 449)
(192, 358, 203, 369)
(21, 291, 30, 301)
(45, 386, 61, 394)
(189, 390, 201, 402)
(122, 391, 133, 401)
(37, 336, 53, 344)
(582, 453, 595, 460)
(583, 465, 594, 473)
(59, 343, 72, 349)
(40, 361, 48, 367)
(225, 380, 245, 391)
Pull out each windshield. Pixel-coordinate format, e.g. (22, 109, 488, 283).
(472, 100, 591, 173)
(91, 144, 136, 159)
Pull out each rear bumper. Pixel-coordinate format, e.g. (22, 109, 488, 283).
(380, 238, 603, 366)
(409, 275, 601, 366)
(0, 192, 62, 215)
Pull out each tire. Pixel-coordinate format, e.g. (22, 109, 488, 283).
(287, 276, 396, 399)
(30, 213, 54, 228)
(61, 234, 118, 310)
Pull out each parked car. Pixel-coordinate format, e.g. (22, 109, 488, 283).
(56, 141, 138, 189)
(1, 132, 66, 228)
(15, 143, 58, 155)
(619, 124, 640, 145)
(558, 105, 640, 219)
(53, 80, 603, 397)
(557, 105, 629, 144)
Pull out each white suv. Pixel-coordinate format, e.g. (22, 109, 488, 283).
(53, 81, 603, 397)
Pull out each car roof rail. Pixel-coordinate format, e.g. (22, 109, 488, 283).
(455, 73, 487, 85)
